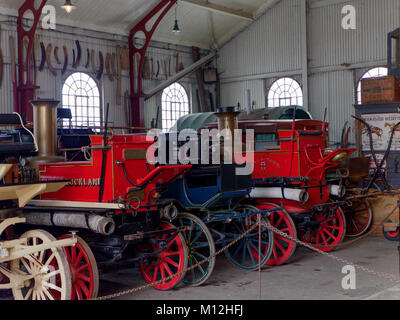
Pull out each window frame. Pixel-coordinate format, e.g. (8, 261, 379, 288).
(161, 82, 190, 131)
(267, 77, 303, 108)
(61, 72, 102, 128)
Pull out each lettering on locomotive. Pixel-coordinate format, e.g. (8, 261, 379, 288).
(67, 178, 101, 187)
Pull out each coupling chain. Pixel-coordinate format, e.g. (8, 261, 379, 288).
(92, 220, 261, 300)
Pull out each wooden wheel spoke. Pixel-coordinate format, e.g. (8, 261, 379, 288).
(145, 263, 154, 274)
(322, 228, 336, 240)
(39, 289, 46, 300)
(70, 245, 77, 262)
(274, 215, 284, 228)
(43, 269, 61, 280)
(77, 273, 91, 283)
(319, 230, 328, 245)
(74, 251, 84, 267)
(325, 225, 340, 231)
(272, 244, 278, 259)
(163, 262, 173, 277)
(191, 255, 205, 275)
(163, 250, 180, 257)
(21, 258, 33, 274)
(44, 252, 56, 267)
(231, 240, 244, 259)
(42, 281, 63, 292)
(152, 265, 159, 282)
(188, 221, 194, 242)
(160, 263, 166, 281)
(42, 287, 55, 300)
(315, 231, 321, 245)
(275, 235, 291, 244)
(241, 240, 247, 265)
(191, 229, 203, 244)
(76, 263, 89, 274)
(248, 241, 265, 260)
(274, 239, 286, 254)
(194, 251, 208, 261)
(24, 288, 33, 300)
(75, 284, 83, 300)
(164, 257, 179, 268)
(78, 280, 89, 297)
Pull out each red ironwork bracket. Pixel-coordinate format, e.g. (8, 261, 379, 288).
(17, 0, 48, 121)
(129, 0, 178, 128)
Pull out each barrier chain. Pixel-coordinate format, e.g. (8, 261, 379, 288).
(93, 206, 400, 300)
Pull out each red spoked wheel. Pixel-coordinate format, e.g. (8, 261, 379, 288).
(257, 203, 297, 266)
(343, 199, 373, 238)
(139, 222, 188, 290)
(58, 235, 99, 300)
(383, 227, 400, 241)
(298, 207, 346, 252)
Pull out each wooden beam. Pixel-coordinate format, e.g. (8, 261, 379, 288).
(145, 51, 217, 99)
(181, 0, 254, 21)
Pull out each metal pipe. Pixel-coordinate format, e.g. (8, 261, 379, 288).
(30, 99, 59, 157)
(23, 212, 116, 235)
(250, 187, 309, 203)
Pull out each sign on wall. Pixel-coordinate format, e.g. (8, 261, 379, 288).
(361, 113, 400, 151)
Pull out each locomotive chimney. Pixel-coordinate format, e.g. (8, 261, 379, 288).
(215, 106, 241, 163)
(31, 99, 59, 157)
(29, 99, 64, 170)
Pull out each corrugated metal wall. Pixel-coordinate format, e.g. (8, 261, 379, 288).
(217, 0, 400, 144)
(0, 13, 198, 129)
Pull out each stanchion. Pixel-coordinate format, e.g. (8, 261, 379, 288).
(258, 214, 262, 300)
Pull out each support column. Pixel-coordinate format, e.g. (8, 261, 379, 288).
(301, 0, 309, 110)
(129, 0, 178, 128)
(17, 0, 47, 122)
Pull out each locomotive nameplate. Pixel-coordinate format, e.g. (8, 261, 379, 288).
(124, 149, 147, 160)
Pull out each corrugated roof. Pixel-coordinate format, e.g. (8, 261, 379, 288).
(0, 0, 282, 49)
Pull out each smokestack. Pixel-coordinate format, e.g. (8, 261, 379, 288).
(29, 99, 64, 170)
(215, 106, 241, 163)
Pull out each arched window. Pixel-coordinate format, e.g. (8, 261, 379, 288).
(62, 72, 101, 128)
(162, 83, 189, 131)
(268, 77, 303, 108)
(356, 67, 388, 104)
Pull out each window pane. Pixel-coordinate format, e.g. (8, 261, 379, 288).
(61, 72, 101, 128)
(161, 83, 190, 131)
(268, 77, 303, 108)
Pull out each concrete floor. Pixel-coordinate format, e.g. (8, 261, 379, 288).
(2, 235, 400, 300)
(98, 235, 400, 300)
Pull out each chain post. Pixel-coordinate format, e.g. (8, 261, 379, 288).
(258, 213, 262, 300)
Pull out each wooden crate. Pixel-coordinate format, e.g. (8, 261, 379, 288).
(367, 193, 400, 235)
(361, 75, 400, 104)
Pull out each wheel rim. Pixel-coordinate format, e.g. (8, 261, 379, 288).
(10, 230, 71, 300)
(344, 199, 373, 237)
(224, 205, 274, 270)
(177, 213, 215, 286)
(257, 204, 297, 266)
(299, 208, 346, 252)
(59, 235, 99, 300)
(139, 222, 188, 290)
(0, 228, 11, 287)
(387, 230, 400, 237)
